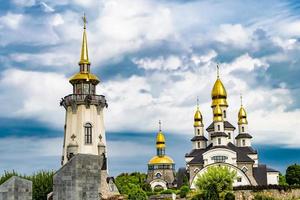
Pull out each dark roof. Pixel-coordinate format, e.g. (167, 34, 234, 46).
(191, 136, 208, 141)
(211, 132, 228, 138)
(253, 165, 268, 185)
(206, 121, 236, 131)
(188, 155, 204, 164)
(235, 133, 253, 139)
(267, 167, 279, 172)
(227, 143, 255, 163)
(237, 146, 257, 154)
(185, 147, 210, 157)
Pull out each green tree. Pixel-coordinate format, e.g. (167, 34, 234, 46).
(30, 171, 54, 200)
(195, 166, 236, 199)
(127, 184, 147, 200)
(179, 185, 190, 198)
(0, 171, 23, 185)
(115, 172, 148, 197)
(278, 173, 288, 186)
(286, 164, 300, 185)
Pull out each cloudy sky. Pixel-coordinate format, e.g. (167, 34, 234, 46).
(0, 0, 300, 176)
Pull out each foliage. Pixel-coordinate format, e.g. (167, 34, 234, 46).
(195, 166, 236, 199)
(115, 172, 149, 197)
(160, 189, 178, 194)
(278, 173, 288, 186)
(224, 192, 235, 200)
(254, 194, 275, 200)
(127, 184, 147, 200)
(0, 170, 54, 200)
(179, 185, 190, 198)
(286, 164, 300, 185)
(30, 171, 54, 200)
(190, 193, 205, 200)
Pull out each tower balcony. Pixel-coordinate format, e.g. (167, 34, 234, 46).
(60, 94, 107, 113)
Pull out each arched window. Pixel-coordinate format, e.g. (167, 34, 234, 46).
(197, 129, 200, 135)
(156, 172, 162, 178)
(223, 110, 226, 118)
(84, 123, 92, 144)
(242, 139, 246, 146)
(218, 138, 221, 145)
(197, 142, 201, 148)
(228, 132, 231, 139)
(242, 126, 245, 132)
(218, 125, 220, 131)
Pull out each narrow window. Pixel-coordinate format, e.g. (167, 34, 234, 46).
(84, 123, 92, 144)
(237, 177, 242, 182)
(223, 110, 226, 118)
(242, 139, 246, 146)
(228, 132, 231, 139)
(218, 125, 220, 131)
(218, 138, 221, 145)
(197, 129, 200, 135)
(198, 142, 201, 148)
(242, 126, 245, 132)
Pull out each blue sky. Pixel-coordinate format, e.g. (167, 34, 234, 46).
(0, 0, 300, 176)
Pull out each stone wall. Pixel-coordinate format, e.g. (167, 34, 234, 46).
(235, 188, 300, 200)
(53, 154, 102, 200)
(0, 176, 32, 200)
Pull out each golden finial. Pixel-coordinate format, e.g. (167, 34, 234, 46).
(79, 13, 90, 65)
(197, 96, 199, 109)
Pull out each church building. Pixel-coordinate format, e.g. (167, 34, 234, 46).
(147, 122, 176, 190)
(185, 68, 279, 189)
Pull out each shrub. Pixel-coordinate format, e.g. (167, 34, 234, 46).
(160, 189, 177, 194)
(254, 194, 275, 200)
(224, 192, 235, 200)
(179, 185, 190, 198)
(191, 193, 205, 200)
(128, 187, 147, 200)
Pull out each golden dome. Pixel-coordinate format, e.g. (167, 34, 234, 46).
(211, 78, 228, 107)
(148, 155, 174, 165)
(156, 131, 165, 148)
(238, 106, 248, 125)
(69, 72, 100, 84)
(194, 107, 203, 127)
(213, 104, 223, 122)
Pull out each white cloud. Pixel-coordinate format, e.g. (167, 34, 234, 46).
(0, 69, 70, 127)
(0, 12, 24, 30)
(11, 0, 36, 7)
(214, 24, 251, 48)
(133, 55, 182, 71)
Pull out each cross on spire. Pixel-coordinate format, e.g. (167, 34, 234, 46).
(240, 94, 243, 106)
(82, 13, 87, 29)
(197, 96, 199, 109)
(159, 120, 162, 132)
(217, 63, 220, 78)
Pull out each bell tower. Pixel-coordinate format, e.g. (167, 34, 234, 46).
(60, 14, 107, 165)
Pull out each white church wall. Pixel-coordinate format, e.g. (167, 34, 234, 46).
(267, 172, 279, 185)
(202, 148, 237, 166)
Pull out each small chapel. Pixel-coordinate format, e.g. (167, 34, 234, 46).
(185, 67, 279, 188)
(147, 121, 176, 190)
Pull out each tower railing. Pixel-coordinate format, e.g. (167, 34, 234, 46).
(60, 94, 107, 109)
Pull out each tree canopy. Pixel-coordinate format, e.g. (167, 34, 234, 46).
(195, 166, 236, 199)
(286, 164, 300, 185)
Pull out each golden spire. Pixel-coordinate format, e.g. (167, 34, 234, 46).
(156, 120, 165, 149)
(213, 104, 223, 122)
(194, 97, 203, 127)
(79, 13, 90, 65)
(238, 95, 248, 125)
(211, 64, 228, 107)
